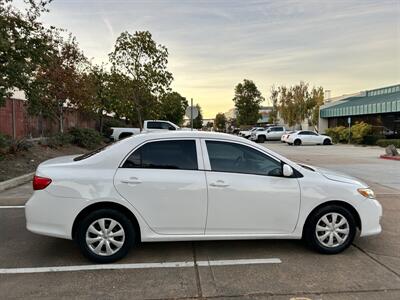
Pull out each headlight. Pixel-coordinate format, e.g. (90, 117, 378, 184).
(357, 188, 376, 199)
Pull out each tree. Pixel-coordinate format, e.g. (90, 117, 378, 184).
(214, 113, 227, 132)
(192, 104, 203, 129)
(26, 33, 88, 133)
(109, 31, 173, 129)
(277, 82, 324, 129)
(0, 0, 53, 105)
(233, 79, 264, 125)
(268, 85, 279, 124)
(158, 92, 188, 125)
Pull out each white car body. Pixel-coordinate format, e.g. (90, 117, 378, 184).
(250, 126, 286, 142)
(281, 131, 295, 143)
(26, 131, 381, 251)
(239, 127, 264, 139)
(110, 120, 181, 141)
(287, 131, 332, 145)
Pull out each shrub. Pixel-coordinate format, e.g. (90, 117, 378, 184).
(0, 133, 10, 150)
(363, 134, 385, 145)
(325, 126, 347, 143)
(376, 139, 400, 148)
(47, 133, 74, 148)
(68, 127, 103, 149)
(350, 122, 372, 144)
(8, 139, 33, 154)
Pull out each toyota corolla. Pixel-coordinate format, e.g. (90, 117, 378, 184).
(25, 131, 382, 263)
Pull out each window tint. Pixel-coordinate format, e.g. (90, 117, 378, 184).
(206, 141, 282, 176)
(123, 140, 198, 170)
(146, 121, 161, 129)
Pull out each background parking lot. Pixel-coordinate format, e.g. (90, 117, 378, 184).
(0, 143, 399, 299)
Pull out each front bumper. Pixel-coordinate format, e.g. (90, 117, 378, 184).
(359, 199, 382, 237)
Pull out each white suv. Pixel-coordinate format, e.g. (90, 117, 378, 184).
(250, 126, 286, 143)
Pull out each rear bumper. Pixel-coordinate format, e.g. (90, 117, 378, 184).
(25, 190, 85, 240)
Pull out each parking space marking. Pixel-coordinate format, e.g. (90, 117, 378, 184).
(0, 205, 25, 209)
(0, 258, 281, 274)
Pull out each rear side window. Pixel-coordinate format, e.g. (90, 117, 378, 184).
(122, 140, 198, 170)
(146, 122, 161, 129)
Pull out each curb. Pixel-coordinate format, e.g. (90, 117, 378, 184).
(0, 172, 35, 192)
(380, 155, 400, 161)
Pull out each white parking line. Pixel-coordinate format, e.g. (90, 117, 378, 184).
(0, 205, 25, 209)
(0, 258, 281, 274)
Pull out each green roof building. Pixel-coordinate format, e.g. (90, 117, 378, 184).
(319, 84, 400, 137)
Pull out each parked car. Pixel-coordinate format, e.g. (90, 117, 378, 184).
(287, 131, 332, 146)
(110, 120, 182, 141)
(26, 131, 382, 263)
(250, 126, 286, 143)
(238, 127, 264, 139)
(281, 131, 295, 143)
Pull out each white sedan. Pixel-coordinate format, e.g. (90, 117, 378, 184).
(281, 131, 295, 143)
(26, 131, 381, 263)
(287, 131, 332, 146)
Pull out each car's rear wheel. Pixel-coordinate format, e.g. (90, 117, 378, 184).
(323, 138, 332, 145)
(77, 209, 135, 263)
(294, 139, 302, 146)
(257, 135, 266, 143)
(303, 205, 356, 254)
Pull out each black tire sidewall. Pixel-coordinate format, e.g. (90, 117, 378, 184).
(294, 139, 301, 146)
(258, 135, 266, 143)
(304, 205, 356, 254)
(323, 138, 331, 145)
(77, 209, 135, 263)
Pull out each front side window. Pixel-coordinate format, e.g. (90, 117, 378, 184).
(206, 141, 282, 176)
(123, 140, 198, 170)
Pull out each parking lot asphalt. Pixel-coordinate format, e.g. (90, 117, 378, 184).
(0, 143, 399, 299)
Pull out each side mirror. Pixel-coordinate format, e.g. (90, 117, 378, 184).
(283, 164, 294, 177)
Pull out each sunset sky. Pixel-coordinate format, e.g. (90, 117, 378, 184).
(18, 0, 400, 118)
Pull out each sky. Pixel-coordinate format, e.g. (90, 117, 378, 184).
(16, 0, 400, 118)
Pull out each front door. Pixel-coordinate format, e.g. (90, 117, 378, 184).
(203, 140, 301, 234)
(114, 139, 207, 235)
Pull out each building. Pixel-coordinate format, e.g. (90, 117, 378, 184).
(223, 106, 273, 126)
(319, 84, 400, 136)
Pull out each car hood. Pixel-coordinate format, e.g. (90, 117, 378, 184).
(300, 164, 367, 187)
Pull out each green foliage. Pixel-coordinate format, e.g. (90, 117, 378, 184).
(363, 135, 385, 145)
(68, 127, 102, 149)
(277, 82, 324, 128)
(233, 79, 264, 125)
(109, 31, 173, 129)
(159, 92, 188, 125)
(325, 122, 372, 144)
(47, 133, 74, 148)
(0, 133, 11, 150)
(350, 122, 372, 144)
(7, 139, 33, 154)
(0, 0, 53, 106)
(214, 113, 227, 131)
(192, 104, 203, 129)
(376, 139, 400, 148)
(269, 85, 279, 124)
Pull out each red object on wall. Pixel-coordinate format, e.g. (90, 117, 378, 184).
(0, 98, 96, 139)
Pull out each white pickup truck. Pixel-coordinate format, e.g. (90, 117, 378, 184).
(250, 126, 286, 143)
(111, 120, 184, 141)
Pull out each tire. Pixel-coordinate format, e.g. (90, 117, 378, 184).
(294, 139, 302, 146)
(323, 138, 332, 145)
(76, 209, 135, 263)
(303, 205, 356, 254)
(257, 135, 266, 143)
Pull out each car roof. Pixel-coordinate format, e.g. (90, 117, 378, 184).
(133, 130, 245, 141)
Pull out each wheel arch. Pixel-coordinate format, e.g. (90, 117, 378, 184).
(302, 200, 362, 237)
(71, 201, 141, 242)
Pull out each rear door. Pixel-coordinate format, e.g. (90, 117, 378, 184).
(114, 139, 207, 235)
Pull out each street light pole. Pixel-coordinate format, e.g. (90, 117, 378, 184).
(191, 98, 193, 131)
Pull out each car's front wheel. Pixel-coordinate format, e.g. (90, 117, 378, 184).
(303, 205, 356, 254)
(257, 135, 266, 143)
(76, 209, 135, 263)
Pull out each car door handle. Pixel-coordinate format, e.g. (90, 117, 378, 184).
(210, 180, 229, 188)
(121, 177, 142, 184)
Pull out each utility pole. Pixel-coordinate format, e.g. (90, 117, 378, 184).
(190, 98, 193, 131)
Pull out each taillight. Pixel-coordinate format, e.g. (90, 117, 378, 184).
(33, 175, 52, 190)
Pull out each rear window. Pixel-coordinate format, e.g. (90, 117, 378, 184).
(122, 140, 198, 170)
